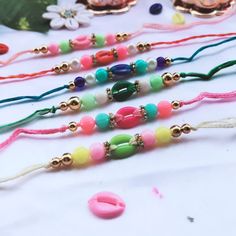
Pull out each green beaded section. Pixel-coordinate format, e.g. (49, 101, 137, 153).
(145, 103, 157, 120)
(110, 134, 136, 159)
(135, 59, 148, 75)
(81, 94, 96, 110)
(150, 75, 164, 91)
(112, 81, 136, 102)
(95, 35, 105, 47)
(95, 68, 108, 84)
(95, 113, 110, 130)
(59, 40, 71, 53)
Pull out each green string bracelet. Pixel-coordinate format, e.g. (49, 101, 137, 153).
(0, 59, 235, 133)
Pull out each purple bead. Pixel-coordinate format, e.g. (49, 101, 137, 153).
(74, 76, 85, 90)
(156, 57, 166, 69)
(149, 3, 162, 15)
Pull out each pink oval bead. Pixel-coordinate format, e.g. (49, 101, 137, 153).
(80, 55, 93, 69)
(116, 45, 128, 60)
(48, 43, 59, 55)
(90, 142, 106, 162)
(116, 106, 141, 129)
(157, 101, 172, 118)
(106, 34, 116, 45)
(73, 35, 91, 49)
(141, 130, 156, 148)
(88, 192, 126, 219)
(80, 116, 95, 133)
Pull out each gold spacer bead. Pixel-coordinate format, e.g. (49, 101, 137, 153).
(145, 43, 151, 50)
(170, 125, 182, 138)
(68, 81, 76, 90)
(171, 100, 181, 110)
(59, 102, 69, 111)
(162, 72, 174, 86)
(61, 153, 73, 166)
(33, 48, 40, 54)
(165, 57, 172, 66)
(136, 42, 145, 52)
(40, 45, 48, 54)
(68, 121, 78, 132)
(68, 96, 81, 111)
(91, 33, 96, 45)
(181, 124, 192, 134)
(60, 62, 70, 72)
(122, 33, 129, 40)
(173, 72, 181, 81)
(115, 33, 122, 42)
(53, 65, 61, 74)
(50, 157, 62, 168)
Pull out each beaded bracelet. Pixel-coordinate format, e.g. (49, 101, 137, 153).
(1, 32, 236, 81)
(0, 60, 235, 132)
(1, 36, 235, 107)
(1, 117, 236, 184)
(1, 90, 236, 150)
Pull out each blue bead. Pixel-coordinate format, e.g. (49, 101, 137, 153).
(110, 64, 132, 79)
(149, 3, 162, 15)
(156, 57, 166, 69)
(74, 76, 85, 90)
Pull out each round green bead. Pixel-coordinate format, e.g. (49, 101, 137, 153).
(81, 94, 96, 110)
(59, 40, 71, 54)
(145, 103, 158, 120)
(150, 74, 164, 91)
(95, 113, 110, 130)
(135, 59, 148, 75)
(110, 134, 136, 159)
(95, 68, 108, 84)
(96, 35, 105, 47)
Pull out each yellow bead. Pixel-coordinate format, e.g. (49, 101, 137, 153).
(172, 12, 185, 25)
(155, 127, 172, 145)
(72, 147, 91, 166)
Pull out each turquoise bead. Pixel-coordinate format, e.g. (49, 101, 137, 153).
(150, 74, 164, 91)
(135, 59, 148, 75)
(145, 103, 158, 120)
(81, 94, 96, 110)
(95, 68, 108, 84)
(95, 113, 110, 130)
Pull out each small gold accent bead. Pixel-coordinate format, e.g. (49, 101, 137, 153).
(115, 33, 122, 42)
(50, 157, 62, 168)
(137, 42, 145, 52)
(165, 57, 172, 66)
(109, 113, 117, 128)
(40, 45, 48, 54)
(170, 125, 182, 138)
(53, 65, 61, 73)
(106, 88, 113, 101)
(134, 80, 141, 93)
(171, 100, 181, 110)
(33, 48, 40, 54)
(145, 43, 151, 50)
(68, 96, 81, 110)
(104, 141, 111, 158)
(61, 153, 73, 166)
(68, 81, 76, 90)
(162, 72, 174, 86)
(122, 33, 129, 40)
(68, 121, 78, 132)
(91, 33, 96, 45)
(60, 62, 70, 72)
(181, 124, 192, 134)
(173, 72, 181, 81)
(59, 102, 68, 111)
(111, 48, 118, 59)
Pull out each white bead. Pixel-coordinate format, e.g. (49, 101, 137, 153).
(65, 18, 79, 30)
(50, 17, 65, 29)
(147, 58, 157, 72)
(127, 44, 137, 55)
(85, 73, 96, 86)
(139, 80, 151, 94)
(70, 58, 81, 71)
(95, 92, 108, 105)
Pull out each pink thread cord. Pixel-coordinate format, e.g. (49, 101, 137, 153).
(1, 90, 236, 150)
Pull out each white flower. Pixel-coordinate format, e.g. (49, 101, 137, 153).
(42, 4, 93, 30)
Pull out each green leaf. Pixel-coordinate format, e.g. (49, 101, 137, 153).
(0, 0, 57, 33)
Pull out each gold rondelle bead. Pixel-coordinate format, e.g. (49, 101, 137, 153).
(170, 125, 182, 138)
(53, 65, 61, 73)
(68, 96, 81, 110)
(68, 121, 78, 132)
(173, 72, 181, 81)
(68, 81, 76, 90)
(33, 48, 40, 54)
(59, 102, 68, 111)
(181, 124, 192, 134)
(40, 45, 48, 54)
(50, 157, 62, 168)
(162, 72, 173, 86)
(62, 153, 73, 166)
(165, 57, 172, 66)
(171, 100, 181, 110)
(60, 62, 70, 72)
